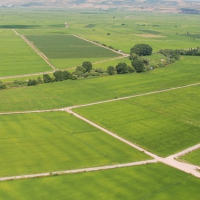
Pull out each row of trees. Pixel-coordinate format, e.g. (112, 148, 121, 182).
(27, 70, 77, 86)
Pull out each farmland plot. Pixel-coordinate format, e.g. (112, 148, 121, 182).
(0, 111, 148, 177)
(0, 163, 200, 200)
(75, 85, 200, 157)
(0, 31, 51, 77)
(26, 35, 120, 69)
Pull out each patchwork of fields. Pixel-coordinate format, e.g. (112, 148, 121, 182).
(0, 8, 199, 200)
(75, 85, 200, 156)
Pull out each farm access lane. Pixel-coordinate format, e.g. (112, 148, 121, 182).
(0, 29, 128, 80)
(0, 160, 157, 182)
(66, 108, 200, 179)
(0, 82, 200, 179)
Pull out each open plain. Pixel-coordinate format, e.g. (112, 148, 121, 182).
(0, 7, 199, 199)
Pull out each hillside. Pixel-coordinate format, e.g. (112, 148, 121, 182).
(0, 0, 200, 13)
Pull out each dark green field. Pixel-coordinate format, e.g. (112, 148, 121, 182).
(26, 35, 119, 59)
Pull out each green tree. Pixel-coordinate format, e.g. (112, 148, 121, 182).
(116, 62, 129, 74)
(43, 74, 52, 83)
(82, 61, 92, 72)
(107, 66, 115, 75)
(132, 59, 145, 73)
(27, 79, 38, 86)
(53, 70, 63, 81)
(62, 70, 72, 80)
(130, 44, 153, 56)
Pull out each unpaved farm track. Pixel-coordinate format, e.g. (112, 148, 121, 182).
(0, 82, 200, 181)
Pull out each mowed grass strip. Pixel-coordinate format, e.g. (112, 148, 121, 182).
(26, 35, 119, 59)
(75, 85, 200, 157)
(0, 33, 51, 77)
(0, 56, 200, 112)
(180, 149, 200, 166)
(0, 163, 200, 200)
(0, 111, 149, 177)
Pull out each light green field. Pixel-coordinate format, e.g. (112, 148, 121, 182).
(0, 111, 148, 177)
(0, 56, 199, 112)
(0, 30, 51, 77)
(0, 163, 200, 200)
(75, 85, 200, 157)
(180, 149, 200, 166)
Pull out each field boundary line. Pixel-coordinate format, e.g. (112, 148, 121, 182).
(66, 109, 200, 178)
(167, 143, 200, 159)
(0, 71, 54, 80)
(0, 160, 156, 182)
(0, 82, 200, 114)
(21, 35, 56, 71)
(12, 29, 19, 35)
(73, 34, 129, 57)
(68, 82, 200, 109)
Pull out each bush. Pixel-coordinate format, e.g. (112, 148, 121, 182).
(131, 59, 145, 73)
(107, 66, 116, 75)
(82, 61, 92, 72)
(0, 81, 6, 90)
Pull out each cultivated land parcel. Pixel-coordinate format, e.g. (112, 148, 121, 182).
(0, 30, 50, 76)
(0, 8, 200, 199)
(26, 35, 120, 69)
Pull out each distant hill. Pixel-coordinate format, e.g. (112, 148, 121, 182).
(0, 0, 199, 13)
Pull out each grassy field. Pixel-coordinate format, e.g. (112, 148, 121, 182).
(25, 35, 120, 69)
(0, 30, 51, 77)
(26, 35, 119, 59)
(0, 163, 200, 199)
(0, 111, 148, 177)
(180, 149, 200, 166)
(0, 56, 199, 112)
(75, 85, 200, 157)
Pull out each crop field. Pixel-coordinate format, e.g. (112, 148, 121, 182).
(75, 85, 200, 157)
(0, 163, 200, 200)
(0, 56, 199, 112)
(0, 8, 200, 199)
(0, 111, 148, 177)
(0, 30, 51, 77)
(26, 35, 120, 69)
(180, 149, 200, 166)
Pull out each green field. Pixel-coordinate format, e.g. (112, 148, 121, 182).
(0, 8, 200, 199)
(0, 163, 200, 200)
(75, 85, 200, 157)
(0, 56, 199, 112)
(0, 30, 51, 77)
(180, 149, 200, 166)
(0, 111, 148, 177)
(25, 34, 120, 69)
